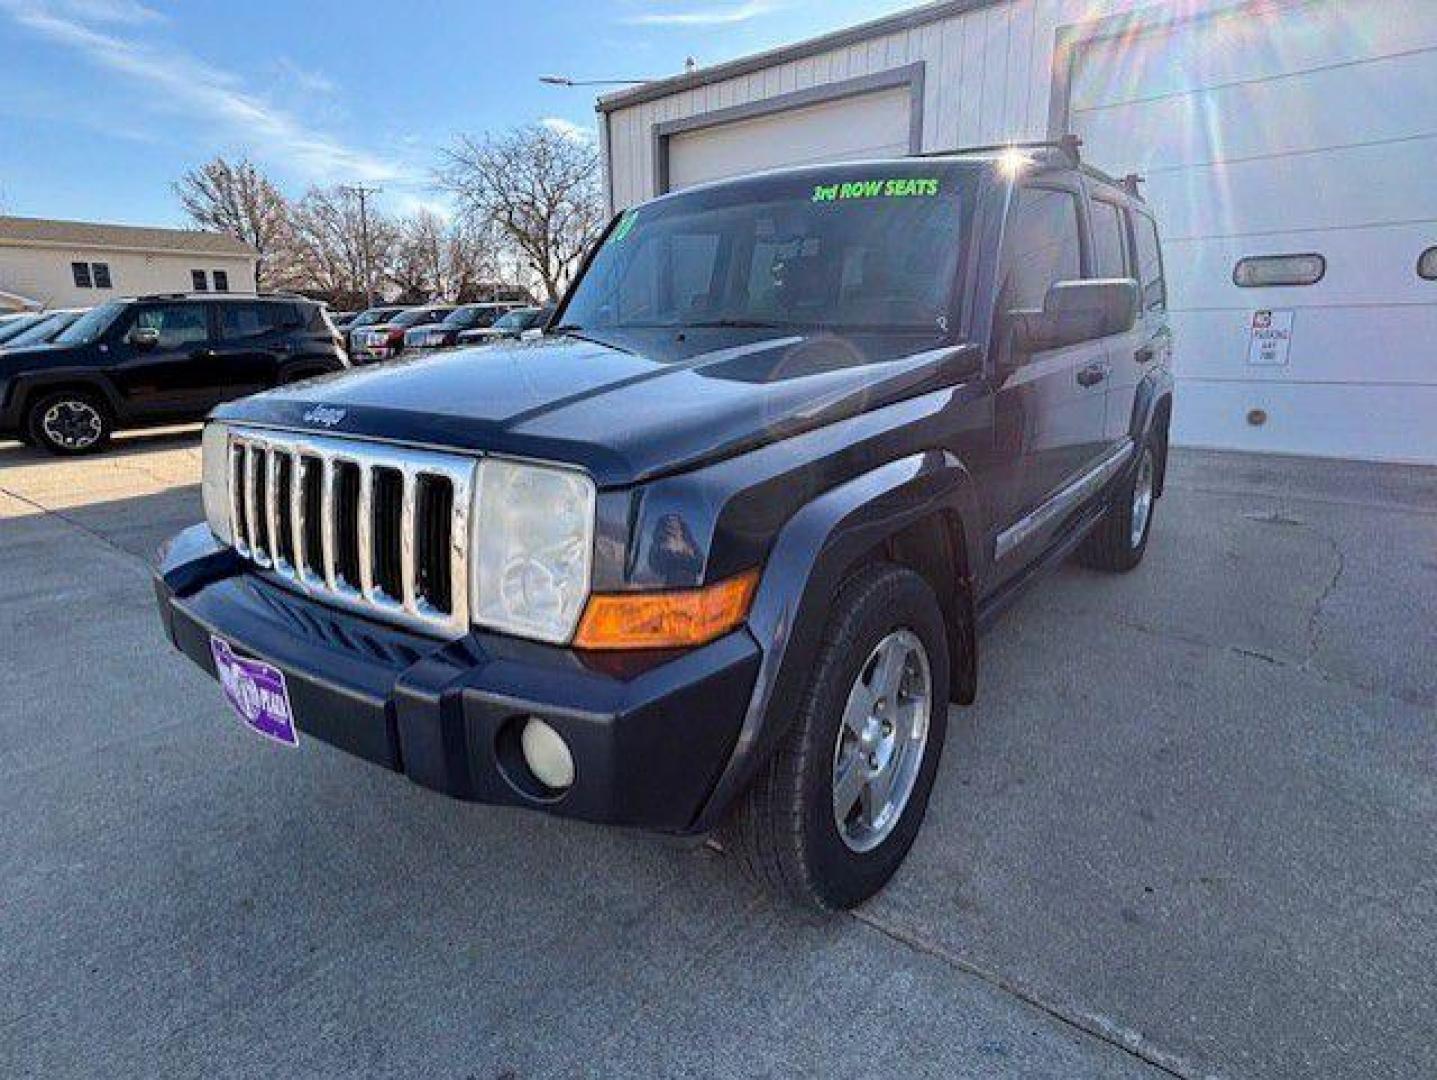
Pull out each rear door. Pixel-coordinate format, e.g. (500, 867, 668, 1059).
(212, 301, 302, 402)
(991, 182, 1111, 548)
(1087, 192, 1147, 442)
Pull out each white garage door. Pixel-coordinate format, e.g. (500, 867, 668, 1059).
(1070, 0, 1437, 464)
(667, 87, 913, 192)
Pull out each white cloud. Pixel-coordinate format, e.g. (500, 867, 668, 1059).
(621, 1, 778, 27)
(0, 0, 408, 186)
(50, 0, 164, 23)
(274, 56, 336, 97)
(540, 117, 595, 143)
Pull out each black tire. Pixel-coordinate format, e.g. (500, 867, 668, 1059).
(26, 390, 113, 455)
(722, 562, 951, 911)
(1077, 434, 1160, 573)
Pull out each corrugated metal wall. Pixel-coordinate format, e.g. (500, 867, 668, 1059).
(605, 0, 1235, 208)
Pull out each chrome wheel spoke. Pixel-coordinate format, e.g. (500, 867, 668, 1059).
(831, 628, 932, 854)
(872, 637, 906, 701)
(833, 756, 867, 818)
(840, 681, 875, 739)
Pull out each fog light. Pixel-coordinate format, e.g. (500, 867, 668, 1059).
(520, 718, 575, 790)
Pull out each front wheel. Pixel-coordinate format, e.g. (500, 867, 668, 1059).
(722, 563, 951, 911)
(27, 391, 112, 455)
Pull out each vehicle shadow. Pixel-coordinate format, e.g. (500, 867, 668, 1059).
(0, 424, 201, 467)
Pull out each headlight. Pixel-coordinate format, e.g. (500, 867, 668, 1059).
(201, 422, 232, 544)
(471, 458, 596, 643)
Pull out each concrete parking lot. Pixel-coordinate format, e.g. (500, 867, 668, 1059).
(2, 431, 1434, 1079)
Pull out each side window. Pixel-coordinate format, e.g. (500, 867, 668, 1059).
(92, 263, 112, 289)
(219, 303, 271, 340)
(213, 269, 230, 292)
(1090, 200, 1129, 279)
(72, 262, 92, 289)
(133, 304, 209, 348)
(1003, 187, 1083, 310)
(1133, 213, 1167, 312)
(191, 269, 209, 292)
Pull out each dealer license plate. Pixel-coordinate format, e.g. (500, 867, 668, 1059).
(210, 636, 299, 747)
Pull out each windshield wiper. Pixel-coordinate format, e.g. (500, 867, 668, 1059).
(682, 318, 791, 330)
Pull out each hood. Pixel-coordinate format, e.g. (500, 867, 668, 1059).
(0, 341, 72, 370)
(215, 330, 980, 488)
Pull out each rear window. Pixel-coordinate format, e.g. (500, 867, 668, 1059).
(1133, 212, 1166, 312)
(219, 302, 302, 340)
(1090, 200, 1129, 279)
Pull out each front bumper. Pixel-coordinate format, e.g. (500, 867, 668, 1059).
(154, 525, 761, 833)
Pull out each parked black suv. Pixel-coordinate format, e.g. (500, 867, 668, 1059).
(154, 145, 1173, 909)
(1, 294, 347, 454)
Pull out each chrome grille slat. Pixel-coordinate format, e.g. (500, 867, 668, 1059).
(321, 454, 338, 592)
(245, 443, 269, 568)
(400, 469, 418, 615)
(265, 449, 286, 577)
(225, 427, 476, 638)
(357, 465, 375, 599)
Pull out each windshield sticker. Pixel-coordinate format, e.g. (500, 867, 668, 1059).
(811, 177, 941, 203)
(612, 210, 638, 242)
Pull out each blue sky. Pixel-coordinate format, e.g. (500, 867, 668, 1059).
(0, 0, 915, 226)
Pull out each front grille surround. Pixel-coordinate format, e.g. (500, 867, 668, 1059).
(227, 426, 475, 637)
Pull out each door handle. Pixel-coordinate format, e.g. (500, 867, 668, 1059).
(1076, 364, 1107, 387)
(1135, 345, 1155, 364)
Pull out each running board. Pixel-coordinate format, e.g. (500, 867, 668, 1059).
(993, 439, 1134, 562)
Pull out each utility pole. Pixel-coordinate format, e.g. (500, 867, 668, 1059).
(341, 184, 382, 308)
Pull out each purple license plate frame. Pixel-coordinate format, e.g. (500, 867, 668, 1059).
(210, 636, 299, 747)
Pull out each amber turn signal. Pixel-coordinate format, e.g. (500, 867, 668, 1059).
(573, 569, 761, 651)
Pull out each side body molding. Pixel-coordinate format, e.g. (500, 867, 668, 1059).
(690, 449, 982, 832)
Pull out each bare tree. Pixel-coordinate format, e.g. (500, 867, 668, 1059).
(288, 185, 399, 302)
(390, 210, 447, 301)
(174, 155, 293, 289)
(437, 124, 605, 302)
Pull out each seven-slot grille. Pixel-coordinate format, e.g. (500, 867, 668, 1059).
(227, 427, 475, 637)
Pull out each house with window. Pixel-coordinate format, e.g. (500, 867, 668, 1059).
(0, 215, 257, 312)
(598, 0, 1437, 464)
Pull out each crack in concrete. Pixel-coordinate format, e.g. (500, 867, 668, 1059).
(1300, 526, 1347, 672)
(0, 483, 148, 570)
(848, 909, 1212, 1079)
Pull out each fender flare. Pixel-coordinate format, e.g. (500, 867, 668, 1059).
(690, 449, 982, 832)
(7, 371, 123, 423)
(1130, 367, 1174, 444)
(1129, 367, 1175, 493)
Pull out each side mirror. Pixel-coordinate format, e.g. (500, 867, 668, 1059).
(128, 326, 160, 351)
(1009, 279, 1138, 352)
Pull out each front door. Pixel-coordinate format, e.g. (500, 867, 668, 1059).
(109, 302, 217, 417)
(990, 183, 1110, 567)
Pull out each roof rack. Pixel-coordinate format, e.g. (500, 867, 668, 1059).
(127, 290, 303, 302)
(915, 134, 1084, 165)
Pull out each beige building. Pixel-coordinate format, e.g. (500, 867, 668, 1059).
(0, 216, 258, 311)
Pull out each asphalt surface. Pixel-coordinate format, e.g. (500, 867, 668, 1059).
(1, 430, 1433, 1079)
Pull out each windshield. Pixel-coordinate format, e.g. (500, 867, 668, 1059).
(55, 302, 126, 345)
(443, 306, 479, 327)
(492, 310, 529, 331)
(350, 308, 396, 328)
(561, 166, 975, 335)
(0, 314, 46, 344)
(392, 307, 446, 328)
(5, 311, 78, 347)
